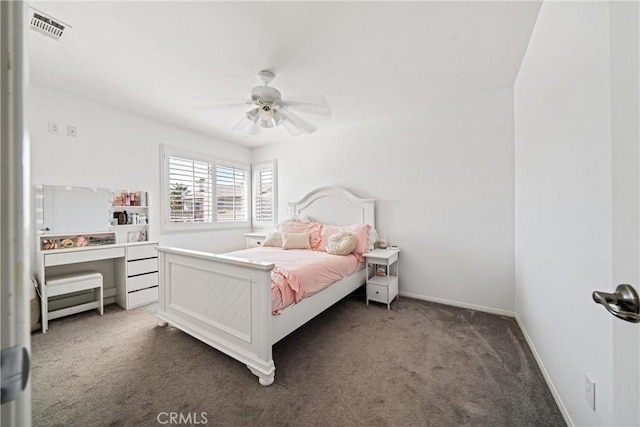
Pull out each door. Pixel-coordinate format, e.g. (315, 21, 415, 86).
(606, 2, 639, 425)
(1, 1, 32, 425)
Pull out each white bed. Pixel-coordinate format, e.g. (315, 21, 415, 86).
(156, 187, 375, 386)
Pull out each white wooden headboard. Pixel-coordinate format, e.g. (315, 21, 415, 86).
(288, 187, 375, 227)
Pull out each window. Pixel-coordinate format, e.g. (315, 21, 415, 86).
(161, 146, 250, 232)
(215, 161, 249, 224)
(252, 160, 278, 228)
(168, 155, 213, 225)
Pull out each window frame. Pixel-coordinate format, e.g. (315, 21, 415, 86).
(213, 159, 251, 228)
(252, 160, 278, 229)
(161, 145, 251, 233)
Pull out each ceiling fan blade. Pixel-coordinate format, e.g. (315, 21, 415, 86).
(281, 117, 303, 137)
(280, 99, 333, 117)
(191, 95, 248, 103)
(279, 106, 317, 135)
(193, 103, 249, 112)
(231, 114, 253, 131)
(191, 96, 254, 109)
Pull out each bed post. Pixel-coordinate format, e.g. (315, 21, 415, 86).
(247, 266, 275, 386)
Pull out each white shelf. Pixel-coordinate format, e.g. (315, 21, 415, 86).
(113, 205, 149, 210)
(112, 190, 149, 243)
(368, 275, 398, 287)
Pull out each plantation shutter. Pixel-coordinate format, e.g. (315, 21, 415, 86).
(215, 163, 249, 223)
(168, 156, 213, 224)
(254, 169, 273, 222)
(252, 160, 277, 227)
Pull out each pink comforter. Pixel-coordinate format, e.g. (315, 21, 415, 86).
(225, 247, 363, 314)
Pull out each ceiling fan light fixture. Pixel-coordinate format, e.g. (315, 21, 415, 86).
(258, 105, 275, 121)
(260, 118, 275, 128)
(213, 70, 329, 135)
(246, 108, 260, 123)
(273, 110, 285, 126)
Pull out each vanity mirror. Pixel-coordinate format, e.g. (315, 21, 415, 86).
(35, 185, 114, 235)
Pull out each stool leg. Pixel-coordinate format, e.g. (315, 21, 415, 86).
(98, 286, 103, 315)
(42, 286, 48, 334)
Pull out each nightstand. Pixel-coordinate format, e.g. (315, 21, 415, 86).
(364, 248, 400, 310)
(244, 232, 269, 249)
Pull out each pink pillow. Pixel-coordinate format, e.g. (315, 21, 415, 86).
(319, 224, 371, 255)
(276, 221, 322, 250)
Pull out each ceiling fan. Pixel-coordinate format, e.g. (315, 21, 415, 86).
(194, 70, 332, 137)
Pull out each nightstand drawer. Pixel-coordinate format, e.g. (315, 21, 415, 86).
(367, 283, 388, 303)
(246, 237, 264, 248)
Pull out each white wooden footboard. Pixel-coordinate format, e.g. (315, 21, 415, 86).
(156, 247, 276, 386)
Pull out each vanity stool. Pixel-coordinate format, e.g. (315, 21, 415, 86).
(42, 271, 103, 334)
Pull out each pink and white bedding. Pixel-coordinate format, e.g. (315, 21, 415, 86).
(225, 247, 363, 314)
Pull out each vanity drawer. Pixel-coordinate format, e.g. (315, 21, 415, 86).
(127, 244, 158, 261)
(128, 272, 158, 292)
(127, 286, 159, 308)
(127, 258, 158, 276)
(45, 246, 125, 267)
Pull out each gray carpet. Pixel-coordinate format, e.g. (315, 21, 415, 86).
(31, 293, 566, 427)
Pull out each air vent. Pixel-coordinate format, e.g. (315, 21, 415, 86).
(29, 8, 71, 41)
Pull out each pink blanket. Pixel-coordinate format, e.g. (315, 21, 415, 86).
(225, 247, 363, 314)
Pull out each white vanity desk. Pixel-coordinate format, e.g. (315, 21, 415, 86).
(36, 241, 159, 332)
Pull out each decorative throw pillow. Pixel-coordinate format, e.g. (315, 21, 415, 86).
(282, 233, 311, 250)
(276, 221, 322, 250)
(325, 231, 357, 256)
(262, 232, 283, 247)
(319, 223, 372, 254)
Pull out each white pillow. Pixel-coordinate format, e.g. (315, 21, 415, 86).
(282, 233, 311, 250)
(263, 232, 283, 247)
(325, 231, 357, 256)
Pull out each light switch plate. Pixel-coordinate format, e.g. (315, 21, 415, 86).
(585, 373, 596, 411)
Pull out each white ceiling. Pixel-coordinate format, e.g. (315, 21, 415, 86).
(28, 1, 542, 148)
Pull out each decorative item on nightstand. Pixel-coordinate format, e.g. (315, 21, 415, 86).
(364, 248, 401, 310)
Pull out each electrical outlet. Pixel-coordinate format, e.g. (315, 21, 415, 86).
(585, 374, 596, 411)
(48, 122, 59, 135)
(67, 125, 77, 137)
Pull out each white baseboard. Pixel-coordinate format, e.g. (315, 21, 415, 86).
(399, 291, 516, 317)
(514, 314, 573, 427)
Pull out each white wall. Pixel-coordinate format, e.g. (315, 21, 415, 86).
(253, 87, 516, 314)
(514, 2, 628, 425)
(29, 84, 251, 254)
